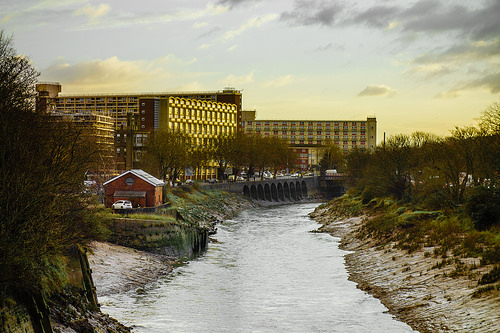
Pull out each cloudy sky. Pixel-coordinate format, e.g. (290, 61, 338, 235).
(2, 0, 499, 139)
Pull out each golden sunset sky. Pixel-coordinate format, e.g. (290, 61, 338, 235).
(2, 0, 499, 140)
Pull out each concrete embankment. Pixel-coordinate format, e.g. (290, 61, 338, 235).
(310, 205, 499, 333)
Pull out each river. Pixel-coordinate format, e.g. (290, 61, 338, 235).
(98, 203, 416, 332)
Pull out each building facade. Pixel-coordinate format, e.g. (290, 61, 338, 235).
(49, 111, 117, 180)
(36, 83, 242, 131)
(36, 83, 240, 178)
(241, 112, 377, 169)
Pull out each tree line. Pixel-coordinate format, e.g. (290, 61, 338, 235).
(143, 130, 297, 181)
(342, 102, 500, 231)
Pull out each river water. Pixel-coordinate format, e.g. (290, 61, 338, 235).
(99, 203, 415, 332)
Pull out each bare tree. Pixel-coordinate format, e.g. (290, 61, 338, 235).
(144, 128, 189, 182)
(0, 31, 100, 293)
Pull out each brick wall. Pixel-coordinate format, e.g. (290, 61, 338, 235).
(105, 174, 163, 207)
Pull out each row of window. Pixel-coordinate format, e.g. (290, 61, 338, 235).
(58, 97, 138, 104)
(169, 98, 236, 110)
(252, 130, 367, 135)
(245, 121, 367, 127)
(288, 140, 366, 145)
(170, 109, 235, 123)
(168, 122, 235, 136)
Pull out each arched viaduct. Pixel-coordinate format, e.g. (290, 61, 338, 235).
(202, 176, 322, 202)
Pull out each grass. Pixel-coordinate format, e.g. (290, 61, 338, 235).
(478, 266, 500, 285)
(471, 284, 499, 298)
(322, 194, 500, 290)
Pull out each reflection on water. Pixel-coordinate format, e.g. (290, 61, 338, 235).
(99, 203, 415, 332)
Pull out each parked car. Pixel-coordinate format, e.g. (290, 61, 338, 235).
(236, 176, 245, 182)
(112, 200, 133, 210)
(184, 179, 194, 185)
(207, 178, 218, 184)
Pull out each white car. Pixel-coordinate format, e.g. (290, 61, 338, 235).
(112, 200, 133, 210)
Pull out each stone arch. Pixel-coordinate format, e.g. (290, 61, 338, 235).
(283, 182, 290, 200)
(264, 184, 272, 201)
(301, 181, 308, 198)
(277, 183, 284, 201)
(250, 185, 258, 200)
(257, 184, 265, 200)
(271, 183, 278, 201)
(295, 181, 302, 199)
(243, 185, 250, 198)
(290, 182, 296, 200)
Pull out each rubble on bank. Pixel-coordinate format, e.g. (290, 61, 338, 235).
(310, 204, 499, 333)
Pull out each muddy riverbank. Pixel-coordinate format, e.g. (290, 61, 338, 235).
(310, 206, 499, 333)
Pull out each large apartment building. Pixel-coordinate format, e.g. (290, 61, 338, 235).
(50, 112, 116, 177)
(241, 111, 377, 169)
(36, 83, 241, 178)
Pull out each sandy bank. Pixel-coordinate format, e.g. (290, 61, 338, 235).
(311, 207, 499, 333)
(89, 241, 177, 297)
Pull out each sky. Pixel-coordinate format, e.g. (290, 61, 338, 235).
(2, 0, 500, 140)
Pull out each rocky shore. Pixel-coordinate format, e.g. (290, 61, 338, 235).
(310, 206, 499, 333)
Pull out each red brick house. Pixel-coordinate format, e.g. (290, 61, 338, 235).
(103, 169, 164, 208)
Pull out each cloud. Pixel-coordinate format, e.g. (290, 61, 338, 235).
(314, 42, 344, 52)
(357, 85, 397, 97)
(410, 64, 453, 78)
(73, 4, 110, 22)
(456, 72, 500, 94)
(193, 21, 208, 28)
(197, 26, 222, 39)
(224, 14, 277, 40)
(434, 72, 500, 98)
(349, 5, 400, 28)
(217, 0, 261, 9)
(219, 71, 255, 86)
(434, 91, 460, 99)
(263, 75, 294, 88)
(413, 39, 500, 64)
(39, 56, 171, 92)
(281, 0, 344, 27)
(401, 1, 500, 40)
(282, 0, 499, 45)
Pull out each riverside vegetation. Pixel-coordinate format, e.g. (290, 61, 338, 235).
(311, 102, 499, 331)
(311, 195, 499, 332)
